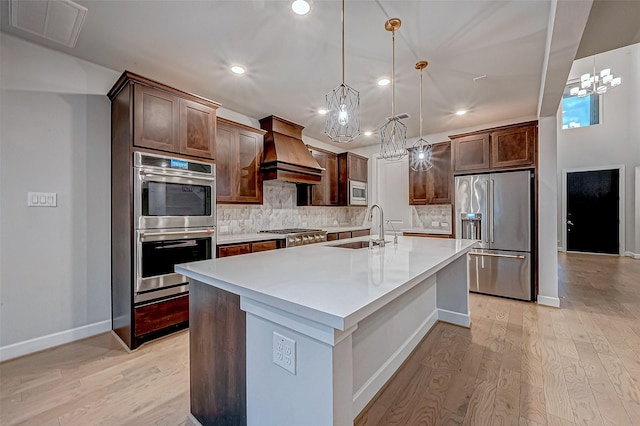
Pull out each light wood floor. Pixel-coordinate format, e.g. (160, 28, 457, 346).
(2, 253, 639, 425)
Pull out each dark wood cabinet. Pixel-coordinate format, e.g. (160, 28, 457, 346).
(297, 146, 339, 206)
(403, 232, 452, 238)
(216, 118, 265, 204)
(217, 239, 283, 258)
(127, 74, 218, 159)
(108, 71, 220, 350)
(409, 142, 452, 205)
(327, 229, 370, 240)
(338, 152, 368, 206)
(450, 121, 537, 174)
(351, 229, 370, 238)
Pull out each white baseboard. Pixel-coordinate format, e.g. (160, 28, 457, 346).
(624, 251, 640, 259)
(537, 295, 560, 308)
(438, 308, 471, 328)
(352, 310, 438, 414)
(0, 320, 111, 362)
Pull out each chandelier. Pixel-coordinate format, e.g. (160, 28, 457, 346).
(410, 61, 433, 172)
(324, 0, 360, 143)
(569, 56, 621, 97)
(380, 18, 407, 161)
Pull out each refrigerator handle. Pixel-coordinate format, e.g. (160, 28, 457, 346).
(484, 180, 490, 243)
(490, 179, 495, 243)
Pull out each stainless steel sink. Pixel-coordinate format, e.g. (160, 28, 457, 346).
(328, 240, 391, 249)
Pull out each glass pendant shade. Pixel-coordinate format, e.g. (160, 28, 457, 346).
(380, 117, 407, 160)
(379, 18, 407, 160)
(568, 57, 622, 98)
(325, 83, 360, 143)
(324, 0, 360, 143)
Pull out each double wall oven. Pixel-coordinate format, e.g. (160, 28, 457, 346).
(134, 152, 215, 304)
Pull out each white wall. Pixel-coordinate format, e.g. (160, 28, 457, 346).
(0, 34, 118, 358)
(557, 43, 640, 256)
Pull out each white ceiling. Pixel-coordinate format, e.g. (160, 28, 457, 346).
(1, 0, 638, 148)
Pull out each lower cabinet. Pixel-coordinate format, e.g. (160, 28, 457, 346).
(134, 294, 189, 337)
(327, 229, 370, 241)
(217, 239, 283, 258)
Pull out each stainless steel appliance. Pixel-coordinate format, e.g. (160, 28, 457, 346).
(134, 152, 215, 230)
(259, 228, 327, 247)
(455, 170, 534, 301)
(135, 227, 215, 303)
(349, 180, 367, 205)
(133, 151, 216, 303)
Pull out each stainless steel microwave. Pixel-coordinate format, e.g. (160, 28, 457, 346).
(133, 152, 216, 230)
(349, 180, 367, 205)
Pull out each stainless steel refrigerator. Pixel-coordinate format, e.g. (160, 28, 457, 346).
(455, 170, 533, 301)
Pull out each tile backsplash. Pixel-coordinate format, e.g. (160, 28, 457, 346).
(217, 180, 368, 234)
(411, 205, 453, 233)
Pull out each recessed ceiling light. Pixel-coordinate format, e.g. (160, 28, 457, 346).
(291, 0, 310, 15)
(231, 65, 246, 75)
(377, 78, 390, 86)
(455, 110, 467, 116)
(318, 109, 327, 115)
(364, 131, 373, 136)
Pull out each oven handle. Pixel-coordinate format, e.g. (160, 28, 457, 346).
(469, 252, 526, 260)
(139, 229, 215, 240)
(138, 169, 216, 183)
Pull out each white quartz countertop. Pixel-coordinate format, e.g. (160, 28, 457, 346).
(400, 228, 452, 235)
(217, 233, 286, 245)
(176, 236, 476, 330)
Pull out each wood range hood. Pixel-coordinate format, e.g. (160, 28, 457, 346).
(259, 115, 323, 185)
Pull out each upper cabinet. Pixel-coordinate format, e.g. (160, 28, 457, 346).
(338, 152, 368, 206)
(409, 141, 452, 205)
(216, 118, 266, 204)
(297, 146, 339, 206)
(109, 71, 219, 160)
(450, 121, 537, 174)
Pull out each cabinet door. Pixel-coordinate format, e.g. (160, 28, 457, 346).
(351, 229, 370, 238)
(311, 151, 328, 205)
(251, 240, 278, 252)
(218, 243, 251, 258)
(326, 153, 339, 205)
(490, 125, 534, 169)
(452, 133, 490, 173)
(409, 153, 429, 205)
(179, 98, 216, 159)
(236, 129, 263, 203)
(430, 142, 452, 204)
(326, 233, 338, 241)
(134, 85, 180, 153)
(348, 154, 368, 182)
(215, 123, 235, 203)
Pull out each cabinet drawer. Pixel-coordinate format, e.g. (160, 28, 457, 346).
(218, 243, 251, 258)
(251, 240, 279, 253)
(338, 232, 351, 240)
(134, 295, 189, 337)
(403, 232, 452, 238)
(351, 229, 370, 238)
(326, 233, 338, 241)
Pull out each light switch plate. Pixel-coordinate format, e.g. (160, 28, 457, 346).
(431, 221, 440, 227)
(28, 192, 57, 207)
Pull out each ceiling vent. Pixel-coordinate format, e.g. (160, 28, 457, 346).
(9, 0, 88, 48)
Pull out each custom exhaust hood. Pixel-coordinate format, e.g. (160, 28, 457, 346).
(259, 115, 323, 185)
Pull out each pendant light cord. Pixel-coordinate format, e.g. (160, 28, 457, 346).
(391, 27, 396, 121)
(419, 67, 423, 143)
(341, 0, 345, 85)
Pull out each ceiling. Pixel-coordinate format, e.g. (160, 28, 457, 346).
(1, 0, 638, 148)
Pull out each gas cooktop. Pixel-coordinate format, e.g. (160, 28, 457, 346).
(259, 228, 326, 247)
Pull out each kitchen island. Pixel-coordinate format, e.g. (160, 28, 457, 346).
(176, 236, 476, 426)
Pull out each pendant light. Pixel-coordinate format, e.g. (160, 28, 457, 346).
(324, 0, 360, 143)
(410, 61, 433, 172)
(569, 55, 621, 98)
(380, 18, 407, 160)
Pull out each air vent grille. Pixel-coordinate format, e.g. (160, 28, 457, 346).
(9, 0, 87, 48)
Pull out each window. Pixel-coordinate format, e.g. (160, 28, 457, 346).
(561, 83, 600, 129)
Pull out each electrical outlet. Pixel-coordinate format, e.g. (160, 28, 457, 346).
(273, 332, 296, 374)
(441, 222, 449, 228)
(431, 221, 440, 227)
(220, 225, 229, 233)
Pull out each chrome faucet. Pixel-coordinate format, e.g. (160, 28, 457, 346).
(368, 204, 385, 247)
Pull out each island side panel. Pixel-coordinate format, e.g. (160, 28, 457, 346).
(190, 279, 247, 426)
(436, 254, 471, 327)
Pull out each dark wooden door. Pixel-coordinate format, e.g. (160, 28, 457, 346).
(311, 150, 328, 205)
(179, 98, 216, 159)
(236, 129, 263, 203)
(452, 133, 489, 173)
(326, 153, 339, 205)
(567, 169, 619, 254)
(134, 85, 180, 152)
(431, 142, 452, 204)
(348, 154, 368, 182)
(490, 125, 534, 169)
(215, 123, 235, 202)
(408, 152, 429, 205)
